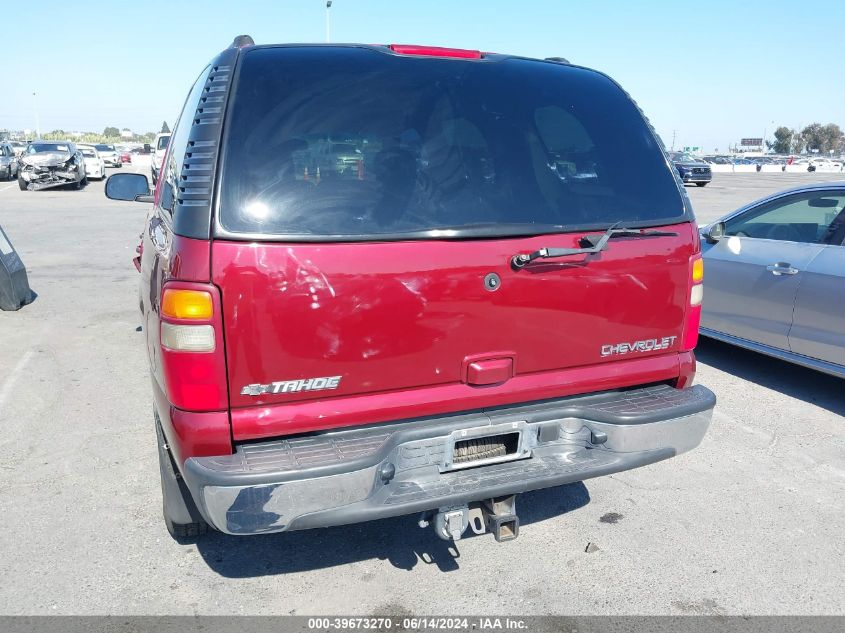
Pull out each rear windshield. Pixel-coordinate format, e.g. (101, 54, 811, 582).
(670, 152, 699, 162)
(218, 47, 686, 239)
(28, 143, 69, 154)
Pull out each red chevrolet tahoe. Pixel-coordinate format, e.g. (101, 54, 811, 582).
(105, 37, 715, 541)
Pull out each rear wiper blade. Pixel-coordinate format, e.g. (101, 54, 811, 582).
(511, 224, 678, 268)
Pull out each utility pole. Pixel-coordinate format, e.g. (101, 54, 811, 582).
(326, 1, 332, 43)
(671, 130, 677, 152)
(33, 92, 41, 138)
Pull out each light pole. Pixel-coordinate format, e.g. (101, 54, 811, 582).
(33, 92, 41, 138)
(325, 1, 332, 43)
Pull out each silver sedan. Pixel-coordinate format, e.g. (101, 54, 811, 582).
(700, 181, 845, 378)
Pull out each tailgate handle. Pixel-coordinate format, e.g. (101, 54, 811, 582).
(465, 358, 514, 386)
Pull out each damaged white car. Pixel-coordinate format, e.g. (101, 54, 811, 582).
(18, 141, 87, 191)
(78, 145, 106, 180)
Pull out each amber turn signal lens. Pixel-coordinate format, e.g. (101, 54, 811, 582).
(692, 258, 704, 283)
(161, 289, 213, 320)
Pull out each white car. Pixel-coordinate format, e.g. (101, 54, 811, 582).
(151, 132, 170, 185)
(9, 141, 26, 157)
(94, 143, 121, 168)
(808, 158, 844, 173)
(78, 145, 106, 179)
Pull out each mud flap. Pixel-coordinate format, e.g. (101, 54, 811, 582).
(0, 225, 34, 311)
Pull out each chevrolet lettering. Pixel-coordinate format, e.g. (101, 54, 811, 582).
(601, 336, 678, 357)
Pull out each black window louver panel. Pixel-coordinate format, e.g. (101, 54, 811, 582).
(172, 51, 238, 240)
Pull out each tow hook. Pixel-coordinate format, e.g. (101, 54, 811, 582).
(421, 495, 520, 542)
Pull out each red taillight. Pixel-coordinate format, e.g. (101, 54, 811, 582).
(682, 254, 704, 351)
(389, 44, 482, 59)
(158, 281, 228, 412)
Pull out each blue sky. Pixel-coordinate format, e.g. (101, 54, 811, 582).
(3, 0, 843, 151)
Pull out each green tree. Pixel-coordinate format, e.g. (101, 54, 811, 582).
(791, 132, 805, 155)
(103, 126, 120, 137)
(820, 123, 843, 154)
(160, 121, 170, 134)
(768, 126, 793, 154)
(801, 123, 825, 153)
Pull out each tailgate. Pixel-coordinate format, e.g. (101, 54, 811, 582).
(214, 223, 694, 410)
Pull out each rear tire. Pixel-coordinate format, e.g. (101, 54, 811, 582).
(695, 182, 708, 187)
(156, 414, 210, 539)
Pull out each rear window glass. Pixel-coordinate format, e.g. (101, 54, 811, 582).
(218, 47, 685, 239)
(28, 143, 70, 153)
(157, 136, 170, 150)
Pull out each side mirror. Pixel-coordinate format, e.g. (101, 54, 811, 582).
(704, 222, 726, 243)
(105, 173, 153, 203)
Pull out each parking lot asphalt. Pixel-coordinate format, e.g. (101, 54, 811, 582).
(0, 171, 843, 616)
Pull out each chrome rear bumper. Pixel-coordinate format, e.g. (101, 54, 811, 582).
(183, 384, 715, 535)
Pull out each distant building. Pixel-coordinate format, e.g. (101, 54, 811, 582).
(120, 129, 133, 139)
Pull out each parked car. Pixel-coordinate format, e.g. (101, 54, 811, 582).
(702, 155, 732, 165)
(119, 150, 132, 164)
(78, 145, 106, 180)
(151, 133, 170, 185)
(700, 182, 845, 378)
(0, 142, 18, 180)
(808, 157, 843, 173)
(18, 140, 86, 191)
(8, 140, 26, 157)
(94, 143, 121, 168)
(104, 36, 715, 540)
(668, 151, 712, 186)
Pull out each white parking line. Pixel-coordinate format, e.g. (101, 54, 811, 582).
(0, 350, 34, 409)
(0, 184, 16, 193)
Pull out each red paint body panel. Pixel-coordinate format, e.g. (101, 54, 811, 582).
(170, 236, 211, 282)
(676, 351, 697, 390)
(212, 222, 697, 441)
(153, 376, 232, 465)
(231, 352, 682, 440)
(169, 407, 231, 464)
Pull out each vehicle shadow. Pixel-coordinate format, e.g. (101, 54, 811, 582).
(193, 482, 590, 577)
(695, 337, 845, 416)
